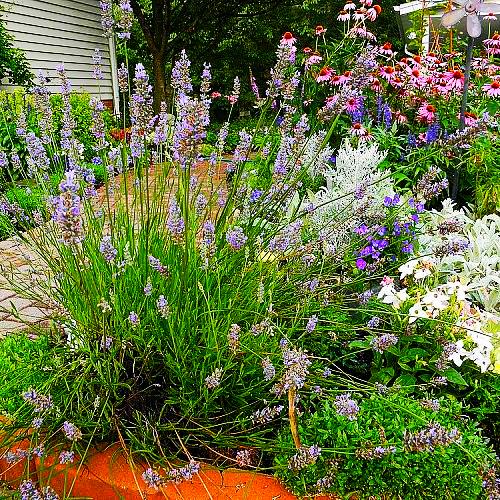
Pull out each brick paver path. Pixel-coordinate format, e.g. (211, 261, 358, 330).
(0, 161, 227, 337)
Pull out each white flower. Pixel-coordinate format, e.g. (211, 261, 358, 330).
(378, 284, 409, 309)
(421, 290, 449, 311)
(399, 260, 418, 280)
(407, 31, 417, 40)
(449, 340, 468, 367)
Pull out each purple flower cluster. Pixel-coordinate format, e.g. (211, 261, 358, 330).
(59, 450, 75, 464)
(92, 49, 103, 80)
(99, 0, 114, 37)
(356, 445, 397, 460)
(167, 460, 201, 484)
(251, 404, 284, 425)
(205, 368, 223, 389)
(62, 421, 82, 441)
(334, 393, 359, 420)
(272, 346, 311, 396)
(262, 357, 276, 381)
(142, 467, 163, 489)
(268, 220, 303, 254)
(22, 389, 53, 413)
(51, 171, 83, 246)
(416, 167, 449, 201)
(171, 50, 193, 96)
(166, 201, 185, 240)
(235, 449, 255, 467)
(370, 333, 399, 353)
(403, 423, 461, 452)
(436, 342, 458, 371)
(128, 311, 139, 327)
(228, 323, 241, 353)
(434, 239, 469, 258)
(288, 445, 321, 471)
(148, 255, 169, 276)
(117, 0, 133, 40)
(99, 236, 118, 262)
(226, 226, 248, 250)
(367, 316, 381, 328)
(306, 315, 318, 333)
(420, 399, 440, 411)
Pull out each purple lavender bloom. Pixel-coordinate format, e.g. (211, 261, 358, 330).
(273, 346, 311, 396)
(288, 445, 321, 471)
(19, 480, 43, 500)
(404, 423, 461, 452)
(367, 316, 381, 328)
(148, 255, 169, 275)
(32, 417, 44, 429)
(62, 421, 82, 441)
(167, 460, 201, 484)
(228, 324, 240, 353)
(249, 189, 263, 203)
(99, 236, 118, 262)
(100, 336, 113, 350)
(226, 226, 247, 250)
(99, 0, 114, 37)
(166, 201, 185, 239)
(205, 368, 222, 389)
(262, 357, 276, 381)
(59, 450, 75, 464)
(371, 333, 399, 353)
(334, 393, 359, 420)
(171, 50, 193, 96)
(92, 49, 104, 80)
(128, 311, 139, 327)
(251, 405, 284, 424)
(0, 151, 8, 168)
(306, 315, 318, 333)
(117, 0, 133, 40)
(142, 468, 163, 489)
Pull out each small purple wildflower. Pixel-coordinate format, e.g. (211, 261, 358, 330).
(59, 450, 75, 464)
(142, 467, 163, 489)
(288, 445, 321, 471)
(226, 226, 248, 250)
(62, 421, 82, 441)
(404, 423, 461, 452)
(205, 368, 223, 389)
(128, 311, 139, 327)
(367, 316, 381, 328)
(262, 357, 276, 381)
(306, 315, 318, 333)
(251, 405, 284, 425)
(334, 393, 359, 420)
(99, 236, 118, 262)
(371, 333, 399, 353)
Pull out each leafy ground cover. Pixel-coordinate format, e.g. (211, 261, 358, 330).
(0, 3, 499, 500)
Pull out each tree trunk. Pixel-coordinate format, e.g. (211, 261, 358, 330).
(152, 50, 167, 113)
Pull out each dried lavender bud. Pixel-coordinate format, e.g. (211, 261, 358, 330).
(205, 368, 223, 389)
(251, 404, 284, 425)
(437, 218, 464, 235)
(403, 423, 461, 452)
(288, 445, 321, 471)
(228, 324, 241, 353)
(434, 239, 469, 258)
(420, 399, 440, 411)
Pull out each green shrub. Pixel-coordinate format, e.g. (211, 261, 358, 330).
(276, 393, 496, 499)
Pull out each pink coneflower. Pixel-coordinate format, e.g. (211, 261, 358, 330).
(350, 122, 367, 136)
(417, 103, 437, 123)
(483, 12, 498, 21)
(380, 65, 396, 81)
(444, 69, 464, 91)
(281, 32, 296, 46)
(408, 68, 424, 87)
(370, 77, 382, 91)
(316, 67, 332, 83)
(211, 91, 221, 98)
(484, 33, 500, 55)
(344, 1, 356, 10)
(305, 54, 323, 68)
(330, 74, 342, 85)
(337, 10, 351, 22)
(434, 79, 450, 95)
(459, 111, 478, 126)
(315, 25, 327, 35)
(353, 9, 366, 21)
(379, 42, 393, 56)
(345, 96, 364, 113)
(394, 111, 408, 124)
(348, 27, 376, 40)
(365, 5, 381, 21)
(303, 47, 313, 54)
(361, 0, 373, 6)
(482, 79, 500, 97)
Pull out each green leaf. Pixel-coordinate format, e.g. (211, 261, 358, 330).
(394, 373, 416, 388)
(348, 340, 370, 349)
(443, 367, 468, 386)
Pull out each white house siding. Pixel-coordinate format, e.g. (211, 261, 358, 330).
(0, 0, 118, 109)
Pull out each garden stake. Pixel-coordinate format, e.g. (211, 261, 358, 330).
(288, 387, 302, 449)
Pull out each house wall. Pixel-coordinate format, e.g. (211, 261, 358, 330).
(0, 0, 118, 108)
